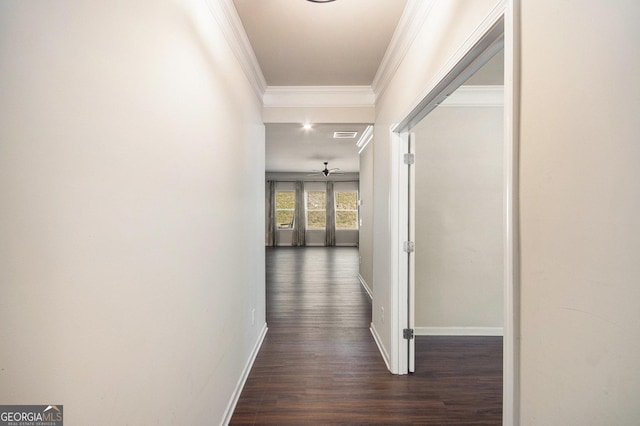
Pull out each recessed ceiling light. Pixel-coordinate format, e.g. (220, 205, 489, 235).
(303, 123, 312, 130)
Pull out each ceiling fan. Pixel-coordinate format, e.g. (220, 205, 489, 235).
(309, 161, 341, 177)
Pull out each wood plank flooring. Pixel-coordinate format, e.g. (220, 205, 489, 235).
(230, 247, 502, 425)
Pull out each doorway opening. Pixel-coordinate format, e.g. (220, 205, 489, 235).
(408, 45, 505, 366)
(389, 6, 519, 424)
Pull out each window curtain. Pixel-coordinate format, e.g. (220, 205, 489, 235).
(325, 180, 336, 246)
(292, 181, 306, 246)
(265, 180, 276, 247)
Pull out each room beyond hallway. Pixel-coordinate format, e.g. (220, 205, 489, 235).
(230, 247, 502, 424)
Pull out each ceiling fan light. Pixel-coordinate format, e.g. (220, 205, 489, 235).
(307, 0, 336, 3)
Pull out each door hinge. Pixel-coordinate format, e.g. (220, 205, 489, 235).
(403, 153, 415, 165)
(403, 328, 414, 340)
(403, 241, 415, 253)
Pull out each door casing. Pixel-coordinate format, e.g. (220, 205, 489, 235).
(387, 1, 520, 424)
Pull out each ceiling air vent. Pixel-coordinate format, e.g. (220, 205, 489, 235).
(333, 131, 358, 139)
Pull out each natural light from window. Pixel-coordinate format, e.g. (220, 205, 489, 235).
(275, 191, 295, 229)
(306, 191, 326, 229)
(335, 191, 358, 229)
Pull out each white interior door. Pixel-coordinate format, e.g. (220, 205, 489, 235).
(407, 132, 416, 373)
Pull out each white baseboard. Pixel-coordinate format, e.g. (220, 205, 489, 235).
(221, 323, 268, 426)
(414, 326, 503, 336)
(357, 273, 372, 299)
(370, 324, 390, 372)
(301, 243, 359, 247)
(272, 243, 358, 247)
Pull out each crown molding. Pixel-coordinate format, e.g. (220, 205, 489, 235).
(356, 125, 374, 153)
(263, 86, 376, 108)
(209, 0, 435, 106)
(391, 2, 505, 133)
(439, 85, 504, 107)
(205, 0, 267, 102)
(371, 0, 436, 101)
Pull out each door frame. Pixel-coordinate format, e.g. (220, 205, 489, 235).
(388, 1, 520, 424)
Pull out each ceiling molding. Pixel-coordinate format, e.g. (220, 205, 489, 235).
(205, 0, 267, 101)
(371, 0, 436, 101)
(392, 2, 506, 133)
(263, 86, 376, 108)
(356, 125, 374, 154)
(439, 86, 504, 107)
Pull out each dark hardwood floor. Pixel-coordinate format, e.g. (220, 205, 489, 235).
(230, 247, 502, 425)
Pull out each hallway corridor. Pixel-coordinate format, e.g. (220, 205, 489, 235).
(230, 247, 502, 424)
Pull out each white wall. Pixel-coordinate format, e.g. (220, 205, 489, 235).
(371, 0, 502, 367)
(413, 105, 503, 332)
(263, 106, 374, 124)
(519, 0, 640, 423)
(0, 0, 265, 424)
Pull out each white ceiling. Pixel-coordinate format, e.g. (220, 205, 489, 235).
(233, 0, 407, 86)
(266, 123, 368, 173)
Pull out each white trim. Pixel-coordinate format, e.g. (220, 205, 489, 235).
(397, 130, 411, 375)
(370, 324, 391, 372)
(388, 1, 519, 423)
(356, 125, 374, 153)
(221, 323, 268, 426)
(263, 86, 375, 108)
(392, 2, 506, 133)
(415, 326, 504, 336)
(274, 243, 357, 247)
(205, 0, 267, 102)
(372, 0, 436, 100)
(503, 1, 520, 424)
(407, 132, 416, 374)
(357, 273, 373, 299)
(389, 129, 405, 376)
(440, 86, 505, 107)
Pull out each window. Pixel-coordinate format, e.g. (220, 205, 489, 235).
(335, 191, 358, 229)
(306, 191, 326, 229)
(275, 191, 295, 229)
